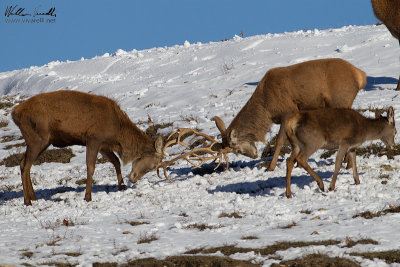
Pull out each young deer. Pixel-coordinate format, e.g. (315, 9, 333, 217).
(12, 90, 164, 205)
(284, 107, 396, 198)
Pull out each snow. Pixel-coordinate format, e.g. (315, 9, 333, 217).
(1, 24, 400, 266)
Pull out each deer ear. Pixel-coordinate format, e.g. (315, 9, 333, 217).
(388, 106, 395, 125)
(214, 116, 226, 136)
(229, 129, 238, 143)
(155, 135, 163, 153)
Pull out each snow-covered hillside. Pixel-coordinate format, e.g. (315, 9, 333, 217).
(1, 25, 400, 266)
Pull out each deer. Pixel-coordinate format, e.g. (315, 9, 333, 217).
(284, 107, 396, 198)
(214, 58, 367, 171)
(371, 0, 400, 90)
(11, 90, 164, 205)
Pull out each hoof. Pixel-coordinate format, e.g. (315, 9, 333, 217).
(118, 184, 127, 191)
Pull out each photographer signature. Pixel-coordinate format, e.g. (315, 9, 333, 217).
(5, 5, 56, 17)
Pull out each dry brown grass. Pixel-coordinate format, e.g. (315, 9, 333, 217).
(1, 148, 75, 167)
(271, 253, 360, 267)
(185, 240, 341, 256)
(350, 250, 400, 264)
(94, 256, 259, 267)
(219, 212, 243, 219)
(353, 205, 400, 219)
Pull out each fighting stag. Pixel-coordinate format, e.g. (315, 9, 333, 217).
(156, 128, 232, 180)
(12, 90, 164, 206)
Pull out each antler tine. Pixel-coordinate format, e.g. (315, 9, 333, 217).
(157, 128, 232, 181)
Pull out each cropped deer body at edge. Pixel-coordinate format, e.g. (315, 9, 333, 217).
(12, 90, 163, 205)
(371, 0, 400, 90)
(284, 107, 396, 198)
(214, 58, 366, 170)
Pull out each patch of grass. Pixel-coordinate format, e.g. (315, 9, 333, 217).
(353, 204, 400, 219)
(4, 141, 26, 150)
(21, 251, 34, 259)
(241, 235, 259, 240)
(0, 100, 14, 110)
(0, 184, 19, 192)
(219, 212, 243, 219)
(300, 210, 312, 214)
(184, 223, 221, 231)
(280, 221, 297, 229)
(185, 240, 341, 256)
(1, 135, 23, 143)
(321, 149, 336, 159)
(343, 238, 379, 248)
(261, 134, 291, 159)
(321, 143, 400, 160)
(137, 233, 158, 244)
(94, 256, 259, 267)
(75, 179, 97, 186)
(145, 122, 173, 141)
(271, 253, 360, 267)
(38, 262, 76, 267)
(63, 252, 81, 257)
(126, 220, 150, 226)
(350, 250, 400, 264)
(1, 148, 75, 167)
(0, 119, 8, 128)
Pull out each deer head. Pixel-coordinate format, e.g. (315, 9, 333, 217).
(129, 135, 164, 183)
(378, 106, 396, 149)
(214, 116, 258, 159)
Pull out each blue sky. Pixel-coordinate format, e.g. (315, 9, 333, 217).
(1, 0, 378, 72)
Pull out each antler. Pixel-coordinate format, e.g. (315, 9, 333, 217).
(157, 128, 232, 180)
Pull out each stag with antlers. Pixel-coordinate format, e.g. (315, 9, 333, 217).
(138, 128, 232, 181)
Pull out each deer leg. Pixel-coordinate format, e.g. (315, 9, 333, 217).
(396, 75, 400, 91)
(100, 150, 125, 190)
(21, 142, 49, 205)
(344, 153, 353, 169)
(296, 148, 325, 192)
(328, 145, 348, 191)
(85, 141, 100, 202)
(267, 125, 286, 171)
(349, 149, 360, 185)
(286, 145, 300, 198)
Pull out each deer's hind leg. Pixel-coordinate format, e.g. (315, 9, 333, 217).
(267, 124, 286, 171)
(286, 144, 300, 198)
(20, 130, 50, 205)
(295, 143, 325, 192)
(100, 149, 125, 190)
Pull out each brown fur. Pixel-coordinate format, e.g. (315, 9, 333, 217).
(371, 0, 400, 90)
(285, 107, 396, 198)
(215, 58, 366, 168)
(12, 90, 163, 205)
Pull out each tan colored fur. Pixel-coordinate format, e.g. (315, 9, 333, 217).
(215, 58, 366, 167)
(284, 107, 396, 198)
(371, 0, 400, 90)
(12, 90, 163, 205)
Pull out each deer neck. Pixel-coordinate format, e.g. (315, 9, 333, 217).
(118, 117, 154, 165)
(227, 95, 272, 142)
(364, 117, 388, 141)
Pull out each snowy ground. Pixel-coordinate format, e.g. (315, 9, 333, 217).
(1, 25, 400, 266)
